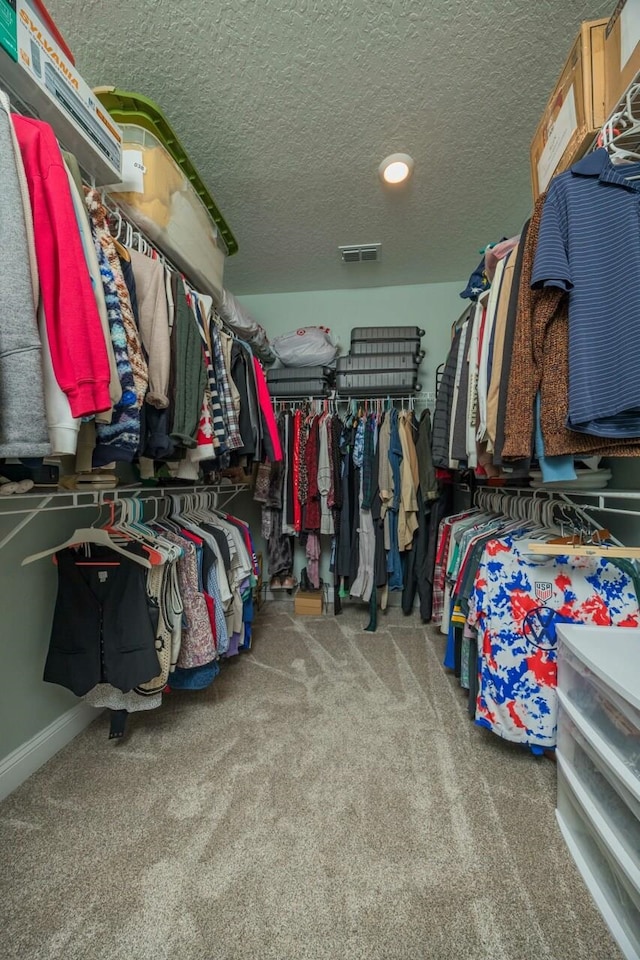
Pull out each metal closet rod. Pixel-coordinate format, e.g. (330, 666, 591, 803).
(0, 483, 251, 552)
(270, 396, 421, 407)
(468, 484, 640, 521)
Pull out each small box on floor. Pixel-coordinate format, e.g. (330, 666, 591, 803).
(294, 591, 323, 616)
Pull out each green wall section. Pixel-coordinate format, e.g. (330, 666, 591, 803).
(240, 280, 465, 396)
(0, 504, 96, 761)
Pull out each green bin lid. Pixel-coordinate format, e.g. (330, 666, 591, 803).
(95, 87, 238, 256)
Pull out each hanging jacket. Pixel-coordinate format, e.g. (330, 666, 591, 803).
(170, 283, 207, 448)
(12, 114, 112, 418)
(44, 548, 160, 697)
(129, 249, 171, 408)
(252, 357, 283, 461)
(0, 93, 50, 458)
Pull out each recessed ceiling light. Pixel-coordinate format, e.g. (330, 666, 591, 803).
(379, 153, 414, 185)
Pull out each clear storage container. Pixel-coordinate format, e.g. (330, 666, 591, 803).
(557, 626, 640, 788)
(557, 763, 640, 960)
(110, 125, 225, 299)
(557, 710, 640, 876)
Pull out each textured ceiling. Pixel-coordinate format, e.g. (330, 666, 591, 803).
(47, 0, 611, 294)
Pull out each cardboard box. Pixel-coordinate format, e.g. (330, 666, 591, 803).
(531, 19, 607, 198)
(605, 0, 640, 116)
(0, 0, 122, 183)
(294, 591, 323, 617)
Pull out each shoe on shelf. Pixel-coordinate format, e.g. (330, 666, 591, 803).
(281, 575, 297, 590)
(270, 577, 282, 591)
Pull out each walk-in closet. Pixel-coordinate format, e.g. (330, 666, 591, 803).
(2, 2, 640, 958)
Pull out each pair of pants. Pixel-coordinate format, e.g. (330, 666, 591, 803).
(402, 498, 431, 619)
(386, 509, 403, 590)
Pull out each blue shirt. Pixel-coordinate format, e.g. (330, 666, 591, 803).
(532, 149, 640, 438)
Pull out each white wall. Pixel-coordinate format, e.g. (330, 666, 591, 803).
(240, 280, 465, 397)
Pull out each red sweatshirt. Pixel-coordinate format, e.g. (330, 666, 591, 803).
(12, 115, 111, 418)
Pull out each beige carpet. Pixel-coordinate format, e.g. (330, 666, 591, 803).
(0, 605, 622, 960)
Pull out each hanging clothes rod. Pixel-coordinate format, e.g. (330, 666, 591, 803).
(471, 486, 639, 545)
(0, 483, 251, 552)
(269, 395, 423, 412)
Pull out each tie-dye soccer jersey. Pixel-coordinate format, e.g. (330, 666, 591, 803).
(467, 535, 640, 749)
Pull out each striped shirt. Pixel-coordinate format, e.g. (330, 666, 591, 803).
(532, 149, 640, 437)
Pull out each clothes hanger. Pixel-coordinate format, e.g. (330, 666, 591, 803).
(22, 527, 153, 568)
(525, 541, 640, 559)
(121, 497, 176, 563)
(100, 498, 165, 565)
(113, 237, 130, 261)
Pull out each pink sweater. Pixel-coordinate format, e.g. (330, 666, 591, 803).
(13, 116, 111, 418)
(252, 357, 282, 461)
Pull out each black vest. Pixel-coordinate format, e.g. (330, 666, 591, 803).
(44, 547, 160, 697)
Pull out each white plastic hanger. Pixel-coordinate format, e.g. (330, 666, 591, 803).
(22, 528, 152, 568)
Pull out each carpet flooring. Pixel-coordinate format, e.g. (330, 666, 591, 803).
(0, 605, 623, 960)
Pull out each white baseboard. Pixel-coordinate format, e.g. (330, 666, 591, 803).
(0, 703, 99, 802)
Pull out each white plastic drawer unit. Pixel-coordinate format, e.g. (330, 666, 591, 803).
(557, 626, 640, 787)
(557, 711, 640, 876)
(557, 764, 640, 960)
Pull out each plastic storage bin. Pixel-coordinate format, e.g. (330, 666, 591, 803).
(557, 762, 640, 959)
(557, 710, 640, 874)
(109, 124, 225, 299)
(557, 632, 640, 787)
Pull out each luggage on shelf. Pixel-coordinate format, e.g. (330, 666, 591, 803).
(350, 325, 424, 345)
(267, 365, 333, 384)
(267, 379, 330, 398)
(267, 365, 333, 398)
(336, 354, 419, 374)
(350, 339, 425, 359)
(336, 370, 420, 397)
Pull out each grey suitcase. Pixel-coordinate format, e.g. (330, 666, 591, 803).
(336, 353, 419, 374)
(350, 325, 424, 344)
(268, 379, 330, 398)
(267, 365, 333, 383)
(336, 370, 420, 397)
(350, 339, 425, 359)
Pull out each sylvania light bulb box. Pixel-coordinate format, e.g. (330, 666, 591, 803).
(0, 0, 122, 183)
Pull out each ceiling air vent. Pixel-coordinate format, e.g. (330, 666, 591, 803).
(339, 243, 382, 264)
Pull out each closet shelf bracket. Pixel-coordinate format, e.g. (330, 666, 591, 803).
(0, 495, 54, 552)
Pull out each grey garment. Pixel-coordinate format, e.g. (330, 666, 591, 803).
(431, 327, 463, 469)
(350, 485, 375, 603)
(266, 507, 292, 578)
(241, 343, 263, 460)
(0, 99, 50, 458)
(493, 219, 529, 467)
(61, 150, 85, 202)
(416, 409, 437, 502)
(447, 318, 469, 466)
(169, 285, 206, 449)
(451, 317, 473, 463)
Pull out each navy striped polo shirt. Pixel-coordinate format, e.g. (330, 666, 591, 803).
(532, 149, 640, 438)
